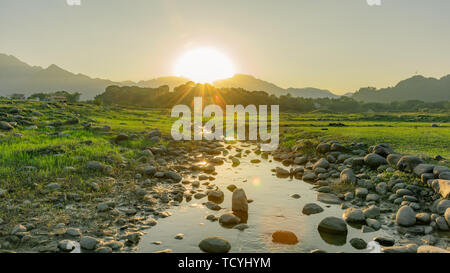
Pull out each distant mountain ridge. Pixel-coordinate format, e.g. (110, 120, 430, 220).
(213, 74, 339, 98)
(1, 53, 449, 102)
(351, 75, 450, 102)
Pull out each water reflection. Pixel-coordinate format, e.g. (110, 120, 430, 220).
(137, 142, 394, 253)
(318, 230, 347, 246)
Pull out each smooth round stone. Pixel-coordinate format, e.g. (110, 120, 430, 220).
(318, 217, 348, 235)
(199, 236, 231, 253)
(343, 208, 366, 223)
(302, 203, 324, 215)
(272, 230, 299, 245)
(350, 238, 367, 250)
(396, 206, 416, 227)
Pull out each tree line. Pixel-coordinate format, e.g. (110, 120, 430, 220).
(93, 82, 450, 113)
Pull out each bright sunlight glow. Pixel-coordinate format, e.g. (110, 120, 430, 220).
(174, 48, 234, 83)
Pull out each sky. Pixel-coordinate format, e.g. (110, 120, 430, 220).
(1, 0, 450, 94)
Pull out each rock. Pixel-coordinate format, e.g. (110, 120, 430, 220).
(0, 121, 14, 130)
(421, 173, 435, 183)
(175, 233, 184, 240)
(417, 245, 450, 253)
(366, 193, 380, 202)
(86, 161, 104, 172)
(290, 193, 301, 199)
(343, 208, 366, 223)
(361, 225, 375, 233)
(294, 156, 308, 165)
(313, 158, 329, 170)
(199, 236, 231, 253)
(373, 236, 395, 246)
(434, 166, 450, 177)
(370, 144, 394, 157)
(366, 218, 381, 230)
(316, 143, 331, 154)
(204, 201, 221, 211)
(363, 205, 380, 219)
(11, 224, 27, 235)
(445, 208, 450, 226)
(396, 206, 416, 227)
(165, 171, 182, 182)
(413, 164, 435, 177)
(318, 217, 348, 235)
(233, 224, 249, 231)
(232, 188, 248, 213)
(344, 192, 354, 201)
(340, 168, 356, 184)
(435, 216, 449, 231)
(208, 190, 224, 203)
(387, 154, 402, 168)
(276, 167, 290, 177)
(272, 230, 299, 245)
(115, 133, 129, 142)
(58, 240, 76, 252)
(66, 228, 81, 237)
(432, 179, 450, 199)
(302, 172, 316, 182)
(416, 212, 431, 224)
(364, 153, 387, 169)
(227, 184, 237, 192)
(231, 157, 240, 166)
(397, 156, 424, 173)
(355, 187, 368, 198)
(219, 212, 241, 227)
(440, 172, 450, 180)
(46, 183, 61, 191)
(317, 192, 342, 204)
(382, 244, 418, 253)
(436, 199, 450, 215)
(350, 238, 367, 249)
(96, 202, 110, 212)
(80, 236, 99, 250)
(302, 203, 324, 215)
(143, 166, 156, 176)
(95, 247, 112, 253)
(375, 182, 387, 195)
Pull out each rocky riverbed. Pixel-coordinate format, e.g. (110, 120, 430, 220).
(0, 102, 449, 253)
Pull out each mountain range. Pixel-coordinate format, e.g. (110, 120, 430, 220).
(0, 53, 449, 102)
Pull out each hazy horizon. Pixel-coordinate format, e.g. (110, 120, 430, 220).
(2, 0, 450, 94)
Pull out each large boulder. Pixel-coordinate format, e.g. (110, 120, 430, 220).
(364, 153, 387, 169)
(340, 168, 356, 184)
(396, 156, 424, 173)
(387, 154, 402, 168)
(232, 188, 248, 213)
(318, 217, 348, 235)
(413, 164, 435, 177)
(396, 206, 416, 227)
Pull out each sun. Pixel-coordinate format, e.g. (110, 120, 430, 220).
(174, 48, 234, 83)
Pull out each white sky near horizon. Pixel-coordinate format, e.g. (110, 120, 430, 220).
(1, 0, 450, 94)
